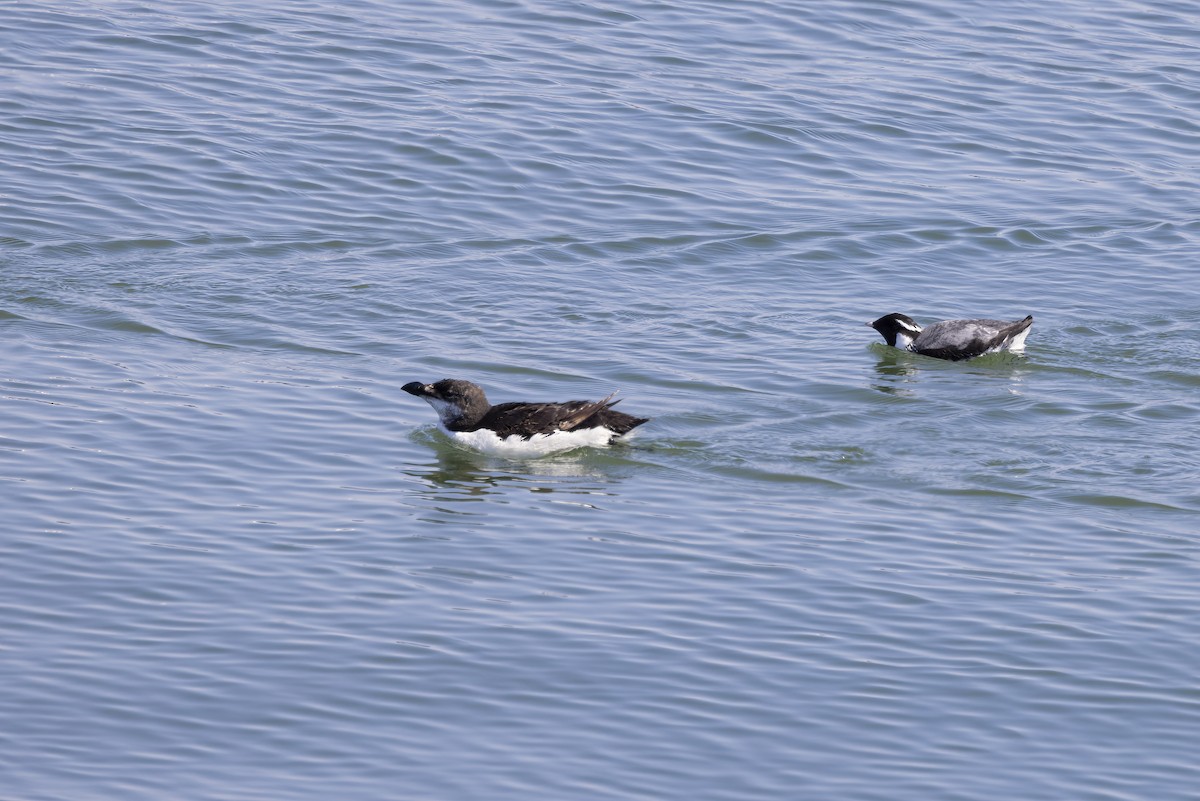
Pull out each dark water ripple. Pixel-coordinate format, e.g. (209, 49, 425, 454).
(4, 1, 1200, 800)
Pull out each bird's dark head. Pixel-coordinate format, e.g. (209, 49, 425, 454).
(868, 313, 922, 348)
(402, 379, 490, 429)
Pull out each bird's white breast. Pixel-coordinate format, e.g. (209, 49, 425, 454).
(441, 424, 623, 457)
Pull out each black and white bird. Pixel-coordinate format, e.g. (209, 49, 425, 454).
(402, 378, 649, 456)
(868, 313, 1033, 361)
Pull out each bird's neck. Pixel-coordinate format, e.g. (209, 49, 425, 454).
(894, 330, 917, 350)
(426, 398, 479, 430)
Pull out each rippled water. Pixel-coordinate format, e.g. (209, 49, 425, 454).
(3, 1, 1199, 799)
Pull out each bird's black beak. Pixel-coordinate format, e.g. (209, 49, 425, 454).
(402, 381, 430, 397)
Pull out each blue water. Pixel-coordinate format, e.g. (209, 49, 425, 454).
(3, 1, 1199, 799)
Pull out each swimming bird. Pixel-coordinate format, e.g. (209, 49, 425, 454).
(402, 378, 649, 456)
(868, 313, 1033, 361)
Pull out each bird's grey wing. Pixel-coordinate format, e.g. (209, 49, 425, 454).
(911, 320, 1002, 360)
(914, 319, 1004, 350)
(476, 393, 618, 438)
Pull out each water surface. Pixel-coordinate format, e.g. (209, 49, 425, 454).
(2, 1, 1199, 799)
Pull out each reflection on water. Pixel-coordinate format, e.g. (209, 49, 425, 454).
(402, 427, 626, 506)
(870, 345, 921, 395)
(869, 344, 1032, 396)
